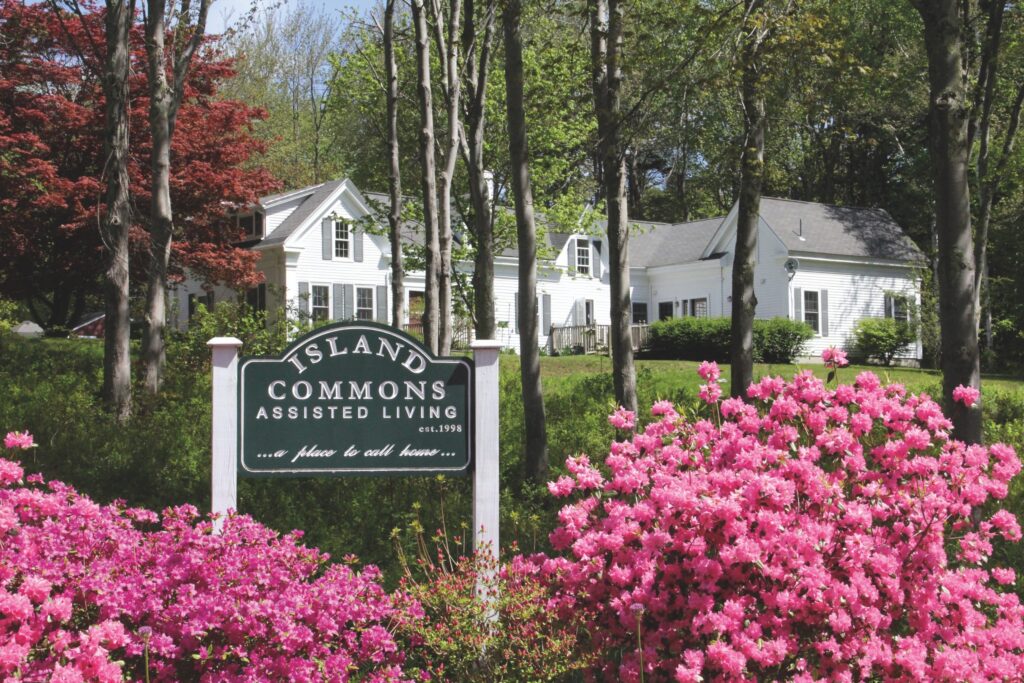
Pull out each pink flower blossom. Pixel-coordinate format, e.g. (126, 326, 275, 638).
(697, 360, 720, 382)
(530, 365, 1024, 681)
(4, 431, 36, 450)
(609, 407, 636, 430)
(952, 384, 980, 407)
(821, 346, 849, 368)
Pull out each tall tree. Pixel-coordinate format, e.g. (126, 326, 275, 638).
(729, 0, 768, 398)
(504, 0, 548, 481)
(411, 0, 441, 354)
(218, 4, 343, 187)
(140, 0, 210, 394)
(967, 0, 1023, 348)
(98, 0, 136, 421)
(462, 0, 497, 340)
(383, 0, 405, 329)
(911, 0, 981, 443)
(590, 0, 637, 414)
(428, 0, 463, 354)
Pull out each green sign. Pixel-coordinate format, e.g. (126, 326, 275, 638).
(238, 322, 472, 477)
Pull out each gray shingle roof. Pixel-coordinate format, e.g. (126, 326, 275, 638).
(629, 217, 724, 267)
(758, 197, 924, 262)
(259, 179, 346, 247)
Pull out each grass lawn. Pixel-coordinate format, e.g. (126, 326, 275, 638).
(532, 354, 1024, 397)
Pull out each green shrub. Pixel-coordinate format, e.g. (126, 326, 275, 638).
(647, 317, 732, 361)
(646, 316, 812, 363)
(755, 317, 815, 363)
(853, 317, 916, 365)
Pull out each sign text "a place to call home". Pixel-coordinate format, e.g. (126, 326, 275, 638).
(238, 323, 472, 476)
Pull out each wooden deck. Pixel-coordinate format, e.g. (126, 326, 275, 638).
(548, 324, 649, 355)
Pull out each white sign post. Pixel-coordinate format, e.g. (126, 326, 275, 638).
(209, 336, 242, 533)
(470, 340, 501, 614)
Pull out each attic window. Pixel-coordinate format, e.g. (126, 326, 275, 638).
(238, 212, 264, 238)
(334, 220, 351, 259)
(576, 240, 590, 275)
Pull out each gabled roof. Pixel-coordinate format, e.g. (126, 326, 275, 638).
(258, 179, 348, 247)
(756, 198, 924, 262)
(630, 217, 724, 268)
(259, 184, 320, 208)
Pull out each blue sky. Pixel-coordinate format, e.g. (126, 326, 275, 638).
(206, 0, 379, 34)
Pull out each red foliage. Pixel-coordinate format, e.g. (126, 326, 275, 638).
(0, 0, 280, 325)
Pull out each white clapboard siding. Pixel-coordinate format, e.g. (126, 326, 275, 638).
(789, 261, 920, 359)
(284, 190, 390, 318)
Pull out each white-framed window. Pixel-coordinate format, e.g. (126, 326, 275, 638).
(658, 301, 673, 321)
(237, 212, 264, 238)
(356, 286, 374, 320)
(885, 293, 910, 323)
(684, 298, 708, 318)
(584, 299, 595, 325)
(576, 239, 590, 275)
(334, 220, 351, 259)
(631, 302, 648, 324)
(311, 284, 330, 322)
(803, 289, 821, 334)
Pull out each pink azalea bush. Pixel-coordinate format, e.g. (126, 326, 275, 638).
(0, 437, 423, 682)
(529, 367, 1024, 681)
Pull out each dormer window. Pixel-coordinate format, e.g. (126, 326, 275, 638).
(238, 212, 264, 238)
(576, 239, 590, 275)
(334, 220, 351, 259)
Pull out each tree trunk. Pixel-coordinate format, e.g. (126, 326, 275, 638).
(142, 0, 172, 395)
(433, 0, 463, 355)
(100, 0, 135, 422)
(141, 0, 209, 394)
(914, 0, 981, 443)
(590, 0, 637, 414)
(463, 0, 496, 340)
(730, 37, 765, 399)
(504, 0, 548, 482)
(384, 0, 404, 329)
(412, 0, 441, 354)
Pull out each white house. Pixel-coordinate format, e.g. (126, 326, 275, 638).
(171, 179, 925, 360)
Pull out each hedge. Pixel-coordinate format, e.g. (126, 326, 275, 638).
(646, 316, 813, 363)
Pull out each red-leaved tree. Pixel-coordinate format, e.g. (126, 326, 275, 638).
(0, 0, 278, 330)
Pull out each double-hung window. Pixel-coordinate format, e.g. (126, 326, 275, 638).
(576, 239, 590, 275)
(334, 220, 351, 259)
(885, 293, 909, 323)
(803, 290, 821, 334)
(311, 285, 330, 322)
(356, 287, 374, 320)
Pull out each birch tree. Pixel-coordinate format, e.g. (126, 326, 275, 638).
(462, 0, 497, 340)
(589, 0, 637, 414)
(427, 0, 463, 354)
(140, 0, 210, 394)
(411, 0, 441, 353)
(383, 0, 405, 329)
